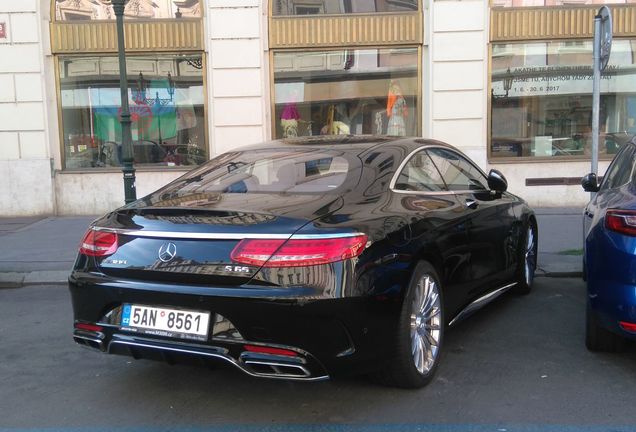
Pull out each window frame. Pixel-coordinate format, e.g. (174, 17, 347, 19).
(487, 38, 636, 164)
(51, 0, 204, 22)
(391, 149, 449, 193)
(55, 52, 209, 172)
(390, 145, 491, 196)
(270, 45, 423, 140)
(599, 143, 636, 191)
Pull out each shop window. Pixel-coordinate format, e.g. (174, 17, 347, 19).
(490, 39, 636, 160)
(59, 54, 207, 169)
(491, 0, 635, 7)
(272, 0, 417, 15)
(55, 0, 202, 21)
(273, 47, 419, 138)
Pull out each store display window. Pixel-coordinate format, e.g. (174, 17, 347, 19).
(59, 54, 207, 169)
(273, 47, 419, 139)
(490, 39, 636, 159)
(272, 0, 417, 15)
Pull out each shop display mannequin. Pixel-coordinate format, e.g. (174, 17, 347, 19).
(280, 101, 301, 138)
(387, 80, 408, 136)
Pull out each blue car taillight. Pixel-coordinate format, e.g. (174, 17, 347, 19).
(605, 210, 636, 237)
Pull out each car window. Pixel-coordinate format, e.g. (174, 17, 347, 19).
(600, 145, 636, 191)
(162, 149, 358, 195)
(393, 150, 447, 192)
(427, 148, 489, 192)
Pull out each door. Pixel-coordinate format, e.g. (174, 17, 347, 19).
(427, 147, 516, 297)
(391, 148, 473, 317)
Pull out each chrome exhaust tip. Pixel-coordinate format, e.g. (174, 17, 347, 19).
(73, 332, 105, 351)
(239, 352, 311, 378)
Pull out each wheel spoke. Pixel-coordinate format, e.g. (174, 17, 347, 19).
(423, 306, 441, 321)
(409, 271, 443, 376)
(424, 329, 436, 346)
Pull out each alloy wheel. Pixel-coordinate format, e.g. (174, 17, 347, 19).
(524, 226, 537, 287)
(410, 274, 442, 375)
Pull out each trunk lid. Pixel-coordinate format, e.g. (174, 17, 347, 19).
(92, 194, 343, 286)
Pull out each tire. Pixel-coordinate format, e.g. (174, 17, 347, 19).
(374, 261, 444, 389)
(585, 301, 625, 352)
(513, 220, 537, 295)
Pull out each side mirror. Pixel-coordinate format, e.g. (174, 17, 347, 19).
(581, 172, 600, 192)
(487, 169, 508, 193)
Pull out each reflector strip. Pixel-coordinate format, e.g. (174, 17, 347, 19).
(243, 345, 298, 357)
(74, 323, 103, 332)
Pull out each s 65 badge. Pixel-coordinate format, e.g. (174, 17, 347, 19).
(225, 265, 250, 273)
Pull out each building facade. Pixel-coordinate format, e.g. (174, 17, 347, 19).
(0, 0, 635, 216)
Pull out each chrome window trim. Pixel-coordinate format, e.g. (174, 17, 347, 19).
(389, 144, 491, 195)
(91, 227, 365, 240)
(389, 145, 491, 196)
(389, 146, 443, 194)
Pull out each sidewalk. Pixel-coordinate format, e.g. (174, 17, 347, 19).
(534, 207, 584, 277)
(0, 208, 584, 288)
(0, 216, 96, 287)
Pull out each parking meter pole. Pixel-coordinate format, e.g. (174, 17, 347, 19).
(113, 0, 137, 205)
(591, 14, 602, 198)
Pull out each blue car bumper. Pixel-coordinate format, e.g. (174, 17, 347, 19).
(586, 228, 636, 340)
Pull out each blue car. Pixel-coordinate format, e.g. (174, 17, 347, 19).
(582, 134, 636, 351)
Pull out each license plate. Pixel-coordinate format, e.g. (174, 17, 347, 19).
(121, 304, 210, 341)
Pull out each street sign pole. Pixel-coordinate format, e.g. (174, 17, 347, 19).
(591, 6, 612, 197)
(591, 14, 601, 180)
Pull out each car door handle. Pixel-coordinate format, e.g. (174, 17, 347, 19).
(584, 209, 594, 218)
(465, 199, 478, 210)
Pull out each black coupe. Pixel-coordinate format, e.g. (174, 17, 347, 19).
(70, 136, 537, 388)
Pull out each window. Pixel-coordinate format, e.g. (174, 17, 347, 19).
(600, 145, 636, 190)
(393, 151, 446, 192)
(427, 148, 489, 192)
(273, 47, 419, 139)
(159, 149, 357, 195)
(55, 0, 202, 21)
(272, 0, 417, 15)
(490, 39, 636, 160)
(59, 54, 207, 169)
(491, 0, 635, 7)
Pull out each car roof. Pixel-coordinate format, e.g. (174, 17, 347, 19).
(239, 135, 456, 156)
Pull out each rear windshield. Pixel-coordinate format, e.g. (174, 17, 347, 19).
(165, 148, 360, 195)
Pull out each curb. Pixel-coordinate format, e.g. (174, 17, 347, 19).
(0, 270, 69, 288)
(536, 271, 583, 279)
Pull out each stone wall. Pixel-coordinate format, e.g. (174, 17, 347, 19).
(0, 0, 54, 216)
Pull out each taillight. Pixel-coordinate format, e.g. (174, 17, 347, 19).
(619, 321, 636, 333)
(79, 229, 118, 257)
(231, 234, 368, 267)
(605, 210, 636, 237)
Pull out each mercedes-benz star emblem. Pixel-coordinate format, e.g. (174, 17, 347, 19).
(158, 242, 177, 263)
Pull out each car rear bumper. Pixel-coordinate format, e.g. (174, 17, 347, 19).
(588, 279, 636, 340)
(69, 271, 402, 380)
(74, 329, 329, 381)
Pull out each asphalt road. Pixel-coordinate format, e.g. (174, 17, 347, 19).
(1, 278, 635, 432)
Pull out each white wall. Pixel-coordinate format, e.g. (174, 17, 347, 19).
(206, 0, 269, 156)
(55, 170, 187, 215)
(428, 0, 488, 169)
(0, 0, 54, 216)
